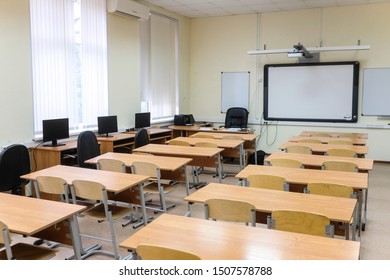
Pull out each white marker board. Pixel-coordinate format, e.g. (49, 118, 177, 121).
(362, 67, 390, 116)
(221, 71, 250, 113)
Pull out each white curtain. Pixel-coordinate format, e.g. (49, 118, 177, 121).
(30, 0, 108, 136)
(140, 13, 178, 122)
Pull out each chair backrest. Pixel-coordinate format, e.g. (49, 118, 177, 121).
(338, 133, 359, 139)
(77, 131, 100, 168)
(194, 142, 217, 148)
(306, 182, 356, 198)
(0, 144, 31, 194)
(327, 140, 353, 145)
(269, 210, 333, 237)
(35, 176, 69, 202)
(0, 220, 11, 246)
(136, 244, 201, 260)
(194, 134, 214, 139)
(326, 148, 356, 158)
(71, 179, 106, 201)
(224, 107, 249, 128)
(204, 198, 256, 226)
(322, 161, 358, 172)
(97, 158, 126, 173)
(269, 158, 303, 168)
(134, 128, 150, 148)
(131, 161, 160, 180)
(309, 133, 331, 137)
(286, 145, 312, 154)
(247, 174, 287, 191)
(298, 138, 322, 144)
(168, 139, 190, 146)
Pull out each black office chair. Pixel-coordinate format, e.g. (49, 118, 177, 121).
(0, 144, 31, 195)
(77, 130, 100, 168)
(134, 128, 150, 148)
(224, 107, 249, 129)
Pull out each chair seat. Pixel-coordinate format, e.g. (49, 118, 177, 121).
(143, 181, 179, 194)
(85, 203, 132, 221)
(0, 243, 57, 260)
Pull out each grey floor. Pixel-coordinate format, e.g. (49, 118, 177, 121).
(12, 161, 390, 260)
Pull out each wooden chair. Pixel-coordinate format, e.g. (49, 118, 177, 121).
(247, 174, 288, 191)
(70, 179, 133, 259)
(136, 243, 201, 260)
(97, 158, 141, 227)
(286, 145, 312, 154)
(298, 138, 322, 143)
(325, 148, 357, 158)
(267, 210, 334, 237)
(327, 140, 353, 145)
(306, 182, 357, 238)
(204, 198, 256, 227)
(322, 161, 358, 172)
(0, 220, 57, 260)
(131, 161, 181, 213)
(269, 158, 303, 168)
(168, 139, 190, 146)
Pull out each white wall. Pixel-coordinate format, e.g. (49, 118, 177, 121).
(189, 3, 390, 161)
(0, 0, 190, 147)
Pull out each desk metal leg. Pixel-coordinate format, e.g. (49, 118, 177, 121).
(68, 215, 82, 260)
(362, 188, 368, 231)
(217, 153, 222, 183)
(239, 143, 244, 170)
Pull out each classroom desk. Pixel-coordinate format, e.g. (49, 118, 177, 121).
(289, 136, 367, 145)
(190, 131, 258, 164)
(300, 131, 368, 139)
(168, 125, 254, 138)
(185, 183, 357, 240)
(0, 192, 86, 259)
(168, 136, 245, 169)
(236, 164, 368, 239)
(98, 128, 172, 154)
(84, 152, 192, 213)
(30, 140, 78, 171)
(279, 141, 369, 157)
(119, 214, 360, 260)
(132, 143, 224, 184)
(265, 152, 374, 172)
(21, 165, 150, 258)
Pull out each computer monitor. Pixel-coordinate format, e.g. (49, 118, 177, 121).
(97, 115, 118, 137)
(135, 112, 151, 130)
(42, 118, 70, 147)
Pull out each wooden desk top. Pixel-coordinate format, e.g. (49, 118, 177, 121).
(290, 136, 367, 145)
(300, 131, 368, 139)
(96, 132, 134, 142)
(0, 192, 85, 235)
(133, 143, 223, 158)
(30, 140, 78, 152)
(266, 152, 374, 171)
(169, 125, 255, 134)
(124, 128, 172, 135)
(185, 183, 356, 223)
(279, 141, 369, 155)
(120, 214, 360, 260)
(169, 137, 244, 149)
(236, 165, 368, 190)
(190, 132, 257, 141)
(21, 165, 149, 194)
(85, 152, 192, 172)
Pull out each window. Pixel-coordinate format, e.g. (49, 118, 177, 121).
(30, 0, 108, 137)
(140, 12, 179, 123)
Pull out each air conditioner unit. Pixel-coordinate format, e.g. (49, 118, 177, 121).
(107, 0, 150, 21)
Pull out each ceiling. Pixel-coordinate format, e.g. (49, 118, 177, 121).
(142, 0, 390, 18)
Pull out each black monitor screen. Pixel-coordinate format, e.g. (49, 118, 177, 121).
(135, 112, 151, 129)
(98, 115, 118, 137)
(42, 118, 69, 147)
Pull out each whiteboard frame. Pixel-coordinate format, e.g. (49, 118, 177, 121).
(221, 71, 250, 113)
(263, 61, 359, 123)
(362, 67, 390, 116)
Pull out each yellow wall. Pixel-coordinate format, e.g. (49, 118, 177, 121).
(189, 3, 390, 160)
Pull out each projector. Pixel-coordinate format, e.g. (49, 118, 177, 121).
(287, 52, 304, 58)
